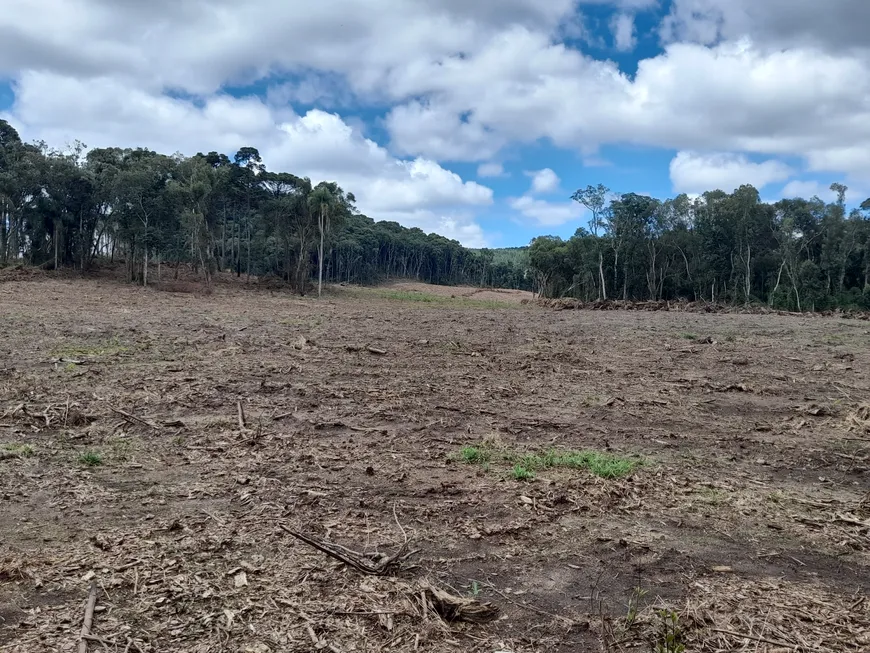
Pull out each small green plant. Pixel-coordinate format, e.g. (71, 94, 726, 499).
(511, 464, 536, 481)
(458, 445, 640, 480)
(679, 333, 697, 340)
(695, 486, 728, 505)
(557, 451, 638, 479)
(2, 443, 34, 458)
(467, 580, 482, 597)
(652, 609, 686, 653)
(78, 451, 104, 467)
(460, 445, 491, 465)
(625, 586, 648, 629)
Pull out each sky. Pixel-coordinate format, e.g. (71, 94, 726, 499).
(2, 1, 870, 248)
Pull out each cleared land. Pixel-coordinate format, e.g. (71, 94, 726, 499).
(1, 273, 869, 653)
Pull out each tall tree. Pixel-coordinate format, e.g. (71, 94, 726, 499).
(571, 184, 610, 299)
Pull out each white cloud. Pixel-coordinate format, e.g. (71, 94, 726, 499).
(2, 71, 492, 246)
(386, 101, 505, 161)
(525, 168, 561, 194)
(5, 0, 870, 235)
(661, 0, 870, 51)
(669, 151, 793, 194)
(509, 195, 584, 226)
(779, 180, 868, 205)
(610, 13, 637, 52)
(477, 162, 507, 178)
(0, 0, 580, 95)
(381, 32, 870, 184)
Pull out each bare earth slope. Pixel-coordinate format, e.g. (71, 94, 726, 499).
(0, 276, 868, 652)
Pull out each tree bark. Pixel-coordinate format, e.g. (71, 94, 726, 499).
(598, 249, 607, 300)
(318, 211, 325, 298)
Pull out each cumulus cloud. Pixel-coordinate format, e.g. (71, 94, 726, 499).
(382, 32, 870, 184)
(5, 0, 870, 247)
(525, 168, 561, 194)
(669, 151, 793, 194)
(477, 162, 507, 178)
(661, 0, 870, 52)
(509, 195, 584, 226)
(610, 13, 637, 52)
(2, 71, 492, 246)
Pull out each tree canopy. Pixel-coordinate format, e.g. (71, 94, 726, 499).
(528, 183, 870, 311)
(0, 119, 529, 292)
(4, 117, 870, 311)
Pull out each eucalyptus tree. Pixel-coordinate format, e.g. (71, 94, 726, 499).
(571, 184, 610, 299)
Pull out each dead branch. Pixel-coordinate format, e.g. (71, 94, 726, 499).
(366, 346, 387, 355)
(237, 400, 247, 430)
(712, 628, 801, 649)
(417, 579, 499, 624)
(280, 510, 417, 576)
(109, 406, 157, 430)
(78, 581, 98, 653)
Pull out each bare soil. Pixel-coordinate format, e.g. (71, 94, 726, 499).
(0, 274, 868, 652)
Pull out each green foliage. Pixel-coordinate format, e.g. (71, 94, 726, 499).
(652, 609, 686, 653)
(460, 446, 491, 465)
(5, 120, 868, 310)
(0, 124, 530, 292)
(345, 287, 516, 309)
(510, 450, 640, 479)
(525, 181, 870, 312)
(625, 587, 648, 629)
(510, 464, 536, 481)
(78, 451, 104, 467)
(458, 444, 640, 480)
(2, 443, 34, 458)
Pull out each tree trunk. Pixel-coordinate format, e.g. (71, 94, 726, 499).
(598, 249, 607, 300)
(318, 213, 324, 298)
(771, 261, 785, 305)
(744, 244, 751, 303)
(143, 246, 148, 287)
(54, 221, 59, 271)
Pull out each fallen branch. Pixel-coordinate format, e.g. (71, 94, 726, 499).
(366, 346, 387, 355)
(417, 579, 499, 624)
(78, 581, 98, 653)
(712, 628, 801, 649)
(280, 506, 416, 575)
(237, 400, 247, 430)
(109, 406, 157, 430)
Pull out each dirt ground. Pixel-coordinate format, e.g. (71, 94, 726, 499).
(1, 273, 868, 653)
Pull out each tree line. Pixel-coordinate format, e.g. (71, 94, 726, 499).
(0, 119, 529, 293)
(529, 183, 870, 311)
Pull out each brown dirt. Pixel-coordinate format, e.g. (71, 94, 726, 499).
(0, 274, 868, 652)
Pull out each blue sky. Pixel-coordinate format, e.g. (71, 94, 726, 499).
(2, 0, 869, 247)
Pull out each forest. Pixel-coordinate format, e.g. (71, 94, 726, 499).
(3, 116, 870, 310)
(530, 184, 870, 311)
(0, 119, 527, 293)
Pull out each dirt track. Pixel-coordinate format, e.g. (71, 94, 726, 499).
(1, 275, 868, 652)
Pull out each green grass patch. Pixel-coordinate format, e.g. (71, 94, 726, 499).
(458, 444, 641, 480)
(679, 333, 698, 340)
(78, 451, 104, 467)
(460, 445, 493, 465)
(510, 464, 536, 481)
(346, 287, 516, 309)
(2, 443, 34, 458)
